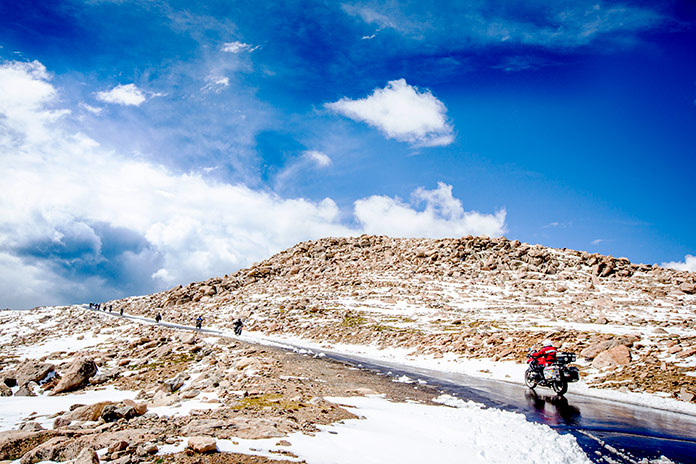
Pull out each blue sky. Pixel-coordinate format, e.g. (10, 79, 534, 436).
(1, 0, 695, 308)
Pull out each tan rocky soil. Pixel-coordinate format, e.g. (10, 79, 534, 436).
(109, 235, 696, 402)
(0, 309, 437, 463)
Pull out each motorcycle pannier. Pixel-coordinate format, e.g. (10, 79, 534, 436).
(564, 366, 580, 382)
(557, 352, 576, 363)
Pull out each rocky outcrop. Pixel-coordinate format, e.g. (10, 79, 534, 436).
(52, 356, 97, 394)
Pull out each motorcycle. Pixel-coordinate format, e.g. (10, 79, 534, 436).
(525, 350, 579, 396)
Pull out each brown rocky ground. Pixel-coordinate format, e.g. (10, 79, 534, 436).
(107, 235, 696, 402)
(0, 309, 438, 463)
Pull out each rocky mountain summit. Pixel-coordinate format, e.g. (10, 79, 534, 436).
(114, 235, 696, 401)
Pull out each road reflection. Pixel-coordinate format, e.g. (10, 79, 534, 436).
(524, 389, 582, 426)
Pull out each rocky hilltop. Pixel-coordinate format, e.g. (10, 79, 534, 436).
(115, 235, 696, 401)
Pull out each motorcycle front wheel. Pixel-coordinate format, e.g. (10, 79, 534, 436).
(551, 379, 568, 395)
(524, 369, 537, 389)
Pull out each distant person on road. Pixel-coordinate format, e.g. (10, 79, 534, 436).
(196, 316, 203, 330)
(109, 305, 113, 312)
(155, 312, 162, 323)
(233, 318, 243, 336)
(530, 340, 557, 366)
(120, 307, 124, 316)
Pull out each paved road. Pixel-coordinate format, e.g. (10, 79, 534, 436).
(90, 306, 696, 464)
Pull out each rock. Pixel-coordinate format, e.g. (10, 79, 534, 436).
(1, 370, 17, 388)
(114, 405, 137, 420)
(592, 345, 632, 369)
(74, 447, 100, 464)
(0, 430, 54, 461)
(679, 282, 696, 294)
(187, 436, 218, 453)
(122, 399, 147, 416)
(107, 440, 129, 454)
(150, 390, 177, 407)
(14, 384, 36, 397)
(581, 340, 615, 359)
(15, 361, 55, 387)
(18, 422, 44, 432)
(100, 405, 121, 423)
(0, 383, 11, 396)
(19, 436, 70, 464)
(678, 387, 695, 402)
(276, 440, 292, 447)
(653, 327, 668, 334)
(52, 357, 97, 394)
(58, 402, 113, 427)
(164, 375, 185, 393)
(181, 420, 226, 436)
(136, 443, 158, 456)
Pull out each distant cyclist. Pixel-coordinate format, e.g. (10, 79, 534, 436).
(196, 316, 203, 330)
(155, 312, 162, 323)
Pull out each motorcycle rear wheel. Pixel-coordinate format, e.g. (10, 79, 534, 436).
(524, 369, 537, 389)
(551, 379, 568, 395)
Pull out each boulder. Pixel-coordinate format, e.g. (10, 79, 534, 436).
(74, 447, 99, 464)
(15, 361, 54, 387)
(54, 402, 113, 428)
(592, 345, 632, 369)
(107, 440, 129, 454)
(52, 357, 97, 394)
(1, 370, 17, 388)
(18, 422, 44, 432)
(0, 430, 55, 461)
(187, 436, 218, 453)
(19, 436, 70, 464)
(14, 384, 36, 397)
(679, 282, 696, 295)
(0, 383, 11, 396)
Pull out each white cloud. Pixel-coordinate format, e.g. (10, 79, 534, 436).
(304, 150, 332, 167)
(354, 182, 506, 238)
(202, 75, 230, 93)
(273, 150, 333, 191)
(222, 41, 257, 53)
(342, 1, 665, 50)
(0, 60, 505, 308)
(80, 103, 104, 115)
(662, 255, 696, 273)
(326, 79, 454, 147)
(96, 83, 147, 106)
(591, 239, 604, 245)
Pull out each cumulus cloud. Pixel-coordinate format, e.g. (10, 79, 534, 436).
(96, 83, 148, 106)
(354, 182, 506, 238)
(662, 255, 696, 273)
(0, 60, 505, 308)
(222, 41, 257, 53)
(325, 79, 454, 147)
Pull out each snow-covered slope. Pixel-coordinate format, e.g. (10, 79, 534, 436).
(112, 235, 696, 403)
